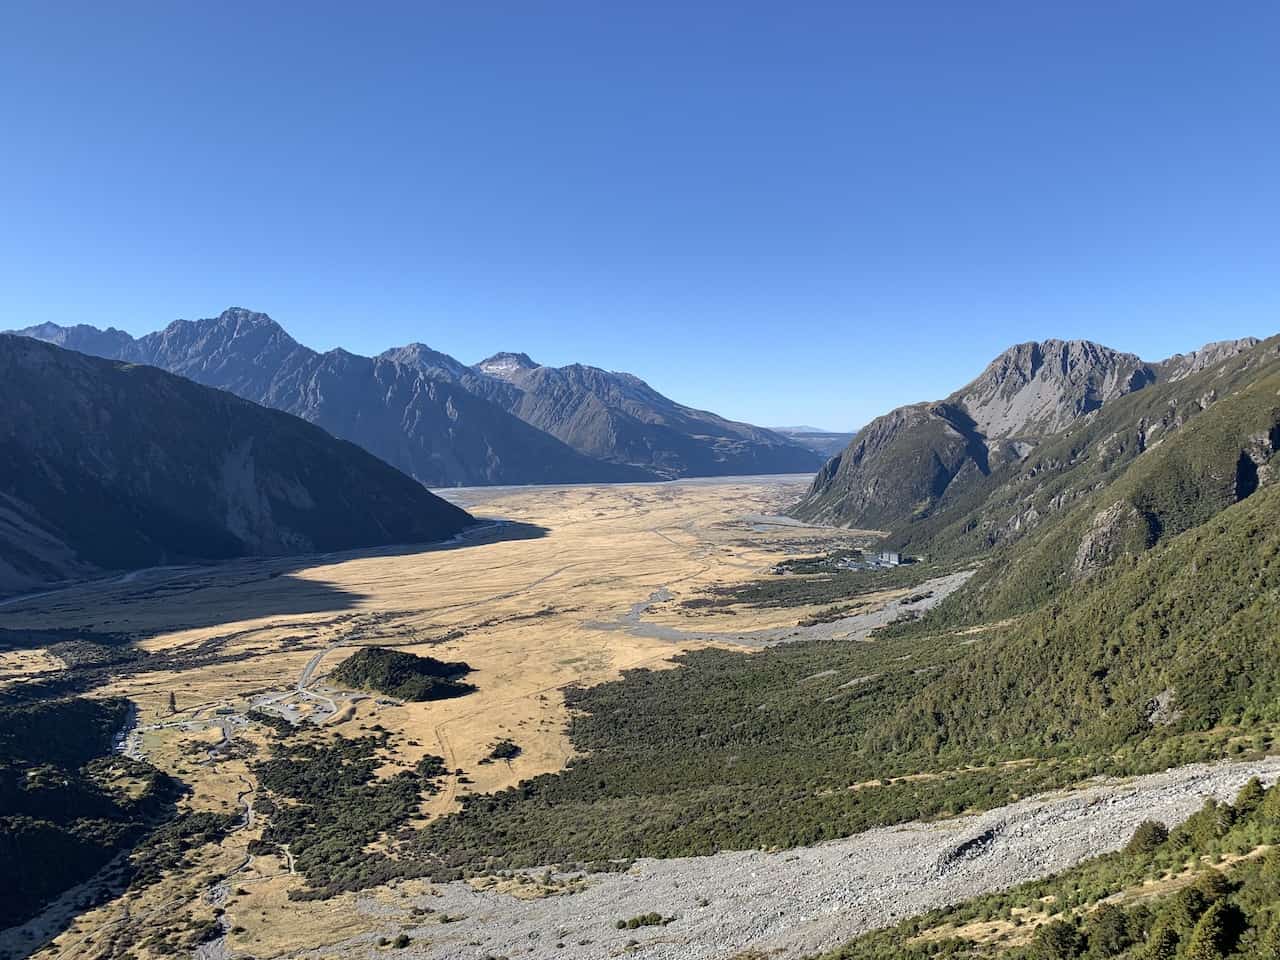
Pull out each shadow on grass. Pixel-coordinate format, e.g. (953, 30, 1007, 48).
(0, 518, 550, 948)
(0, 519, 549, 697)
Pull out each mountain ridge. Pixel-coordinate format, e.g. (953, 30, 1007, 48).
(792, 333, 1262, 530)
(0, 334, 474, 596)
(14, 309, 823, 485)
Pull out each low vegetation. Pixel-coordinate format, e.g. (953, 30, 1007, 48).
(253, 730, 450, 898)
(616, 912, 673, 929)
(874, 479, 1280, 762)
(411, 619, 1079, 874)
(328, 646, 475, 701)
(681, 559, 946, 612)
(0, 696, 189, 929)
(480, 739, 522, 763)
(404, 474, 1280, 877)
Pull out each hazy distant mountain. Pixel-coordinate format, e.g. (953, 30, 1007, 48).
(0, 335, 474, 596)
(16, 321, 136, 358)
(459, 352, 826, 477)
(772, 425, 833, 434)
(793, 336, 1262, 529)
(15, 309, 822, 484)
(771, 427, 858, 458)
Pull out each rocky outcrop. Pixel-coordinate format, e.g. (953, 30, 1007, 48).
(1158, 337, 1262, 382)
(1072, 501, 1144, 581)
(953, 339, 1155, 438)
(0, 335, 474, 595)
(1235, 424, 1280, 500)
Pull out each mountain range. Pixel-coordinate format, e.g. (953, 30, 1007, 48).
(15, 309, 825, 487)
(792, 335, 1262, 531)
(0, 334, 473, 596)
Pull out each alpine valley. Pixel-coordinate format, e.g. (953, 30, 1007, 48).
(5, 325, 1280, 960)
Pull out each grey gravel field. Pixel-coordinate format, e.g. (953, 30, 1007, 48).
(345, 757, 1280, 960)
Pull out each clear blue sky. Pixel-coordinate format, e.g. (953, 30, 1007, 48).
(2, 2, 1277, 429)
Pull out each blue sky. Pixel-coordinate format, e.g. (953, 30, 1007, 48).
(2, 3, 1277, 429)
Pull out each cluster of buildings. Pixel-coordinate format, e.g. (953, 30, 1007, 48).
(827, 550, 904, 571)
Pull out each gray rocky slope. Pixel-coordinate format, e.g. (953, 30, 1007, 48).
(0, 335, 473, 595)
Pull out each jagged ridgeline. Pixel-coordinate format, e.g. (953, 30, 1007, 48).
(0, 335, 473, 595)
(13, 308, 824, 486)
(327, 646, 475, 701)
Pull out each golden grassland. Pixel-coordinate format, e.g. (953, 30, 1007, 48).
(4, 477, 901, 959)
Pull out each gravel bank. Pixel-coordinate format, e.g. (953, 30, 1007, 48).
(587, 570, 975, 648)
(355, 756, 1280, 960)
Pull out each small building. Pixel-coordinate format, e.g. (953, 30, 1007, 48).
(878, 550, 901, 566)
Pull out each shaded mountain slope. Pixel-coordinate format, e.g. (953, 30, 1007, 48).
(0, 335, 473, 595)
(16, 310, 647, 487)
(15, 309, 820, 484)
(883, 335, 1280, 562)
(797, 401, 1026, 531)
(468, 351, 825, 477)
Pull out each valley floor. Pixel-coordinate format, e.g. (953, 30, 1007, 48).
(0, 477, 1265, 960)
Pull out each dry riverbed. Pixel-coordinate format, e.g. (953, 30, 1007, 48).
(356, 758, 1280, 960)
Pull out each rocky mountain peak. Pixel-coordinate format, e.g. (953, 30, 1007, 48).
(952, 338, 1154, 438)
(216, 306, 277, 326)
(476, 351, 539, 380)
(379, 342, 472, 381)
(200, 307, 294, 342)
(143, 308, 297, 360)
